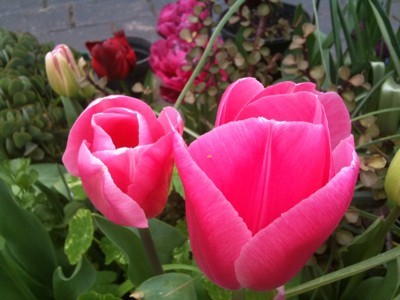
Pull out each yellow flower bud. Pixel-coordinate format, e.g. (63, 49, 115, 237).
(385, 149, 400, 204)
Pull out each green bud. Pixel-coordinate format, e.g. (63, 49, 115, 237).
(385, 149, 400, 205)
(377, 76, 400, 136)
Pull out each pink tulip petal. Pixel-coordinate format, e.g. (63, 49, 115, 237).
(173, 132, 252, 290)
(158, 106, 184, 135)
(235, 142, 359, 290)
(127, 134, 175, 218)
(216, 77, 264, 126)
(189, 118, 331, 235)
(247, 81, 316, 104)
(316, 91, 351, 149)
(63, 95, 163, 176)
(78, 142, 148, 228)
(237, 92, 328, 128)
(91, 111, 139, 151)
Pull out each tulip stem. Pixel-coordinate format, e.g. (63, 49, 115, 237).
(174, 0, 246, 109)
(138, 228, 164, 276)
(232, 289, 245, 300)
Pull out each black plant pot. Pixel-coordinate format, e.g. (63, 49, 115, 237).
(221, 3, 306, 55)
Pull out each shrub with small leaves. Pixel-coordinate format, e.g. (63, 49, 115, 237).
(0, 29, 68, 162)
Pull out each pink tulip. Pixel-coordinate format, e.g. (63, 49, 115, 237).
(62, 95, 183, 228)
(173, 78, 359, 290)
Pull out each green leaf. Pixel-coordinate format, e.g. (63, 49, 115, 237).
(369, 0, 400, 77)
(0, 264, 28, 300)
(65, 208, 94, 264)
(53, 257, 96, 300)
(61, 96, 82, 129)
(93, 214, 154, 286)
(133, 273, 197, 300)
(78, 291, 120, 300)
(349, 258, 400, 300)
(0, 178, 57, 290)
(99, 236, 128, 265)
(170, 167, 184, 198)
(149, 218, 186, 264)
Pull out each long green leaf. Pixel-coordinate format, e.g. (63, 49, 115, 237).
(285, 246, 400, 298)
(94, 214, 154, 286)
(330, 0, 344, 67)
(369, 0, 400, 77)
(0, 178, 57, 290)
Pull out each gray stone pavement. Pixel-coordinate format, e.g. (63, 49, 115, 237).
(0, 0, 399, 53)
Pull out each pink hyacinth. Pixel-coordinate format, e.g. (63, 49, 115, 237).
(62, 95, 183, 228)
(173, 78, 359, 290)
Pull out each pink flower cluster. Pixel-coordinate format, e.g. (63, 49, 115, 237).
(150, 0, 210, 103)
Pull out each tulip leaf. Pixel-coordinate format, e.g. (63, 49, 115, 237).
(149, 218, 186, 264)
(65, 208, 94, 265)
(133, 273, 197, 300)
(93, 214, 154, 286)
(0, 178, 57, 293)
(78, 291, 120, 300)
(170, 167, 184, 198)
(53, 257, 96, 300)
(347, 258, 400, 300)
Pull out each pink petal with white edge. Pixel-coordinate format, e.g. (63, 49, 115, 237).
(315, 91, 351, 149)
(173, 132, 252, 290)
(235, 140, 359, 290)
(63, 95, 163, 176)
(215, 77, 264, 126)
(78, 142, 148, 228)
(189, 118, 331, 235)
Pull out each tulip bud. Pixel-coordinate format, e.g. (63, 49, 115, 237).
(377, 76, 400, 136)
(45, 44, 82, 98)
(385, 149, 400, 205)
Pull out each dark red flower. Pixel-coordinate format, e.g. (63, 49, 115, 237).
(85, 31, 137, 81)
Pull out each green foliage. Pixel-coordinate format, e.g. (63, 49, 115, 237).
(0, 177, 57, 299)
(65, 208, 94, 265)
(133, 273, 198, 300)
(0, 28, 68, 162)
(53, 257, 96, 300)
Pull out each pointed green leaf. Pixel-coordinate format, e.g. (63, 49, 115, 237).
(93, 214, 154, 286)
(149, 218, 186, 264)
(0, 178, 57, 289)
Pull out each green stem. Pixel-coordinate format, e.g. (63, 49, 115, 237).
(285, 246, 400, 298)
(351, 107, 400, 122)
(138, 228, 163, 276)
(355, 133, 400, 150)
(174, 0, 246, 109)
(232, 289, 246, 300)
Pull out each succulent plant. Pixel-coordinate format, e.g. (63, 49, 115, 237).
(0, 29, 68, 162)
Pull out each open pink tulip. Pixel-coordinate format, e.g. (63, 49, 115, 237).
(62, 95, 183, 228)
(173, 78, 359, 290)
